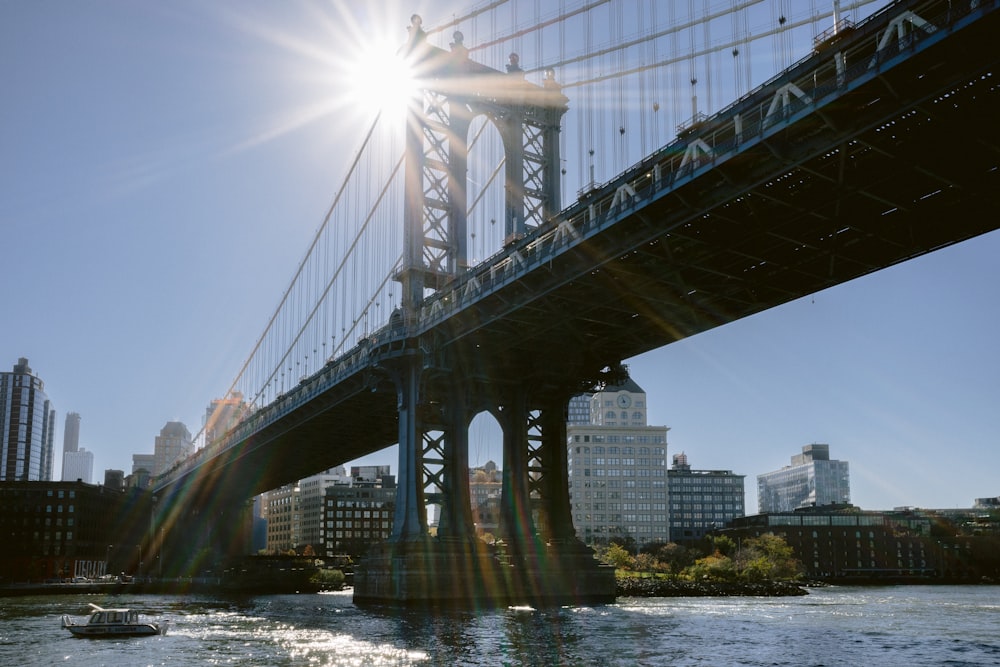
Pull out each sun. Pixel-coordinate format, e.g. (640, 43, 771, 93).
(342, 30, 419, 122)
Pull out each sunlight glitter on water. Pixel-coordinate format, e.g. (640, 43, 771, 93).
(279, 629, 429, 666)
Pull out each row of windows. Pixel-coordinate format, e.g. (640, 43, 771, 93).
(577, 469, 667, 477)
(585, 458, 665, 467)
(0, 488, 76, 499)
(0, 503, 76, 513)
(673, 477, 741, 485)
(329, 520, 391, 529)
(670, 495, 743, 503)
(603, 411, 644, 420)
(765, 515, 885, 527)
(326, 500, 390, 509)
(599, 399, 645, 408)
(14, 530, 75, 542)
(573, 480, 667, 489)
(576, 515, 668, 527)
(572, 441, 667, 450)
(330, 510, 392, 519)
(579, 491, 668, 499)
(671, 503, 742, 511)
(670, 513, 736, 521)
(0, 517, 76, 527)
(576, 502, 669, 511)
(332, 530, 390, 539)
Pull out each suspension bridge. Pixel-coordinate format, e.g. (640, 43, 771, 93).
(150, 0, 1000, 605)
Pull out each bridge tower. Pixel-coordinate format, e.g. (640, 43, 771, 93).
(354, 16, 615, 606)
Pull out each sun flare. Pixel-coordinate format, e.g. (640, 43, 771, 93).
(343, 36, 418, 122)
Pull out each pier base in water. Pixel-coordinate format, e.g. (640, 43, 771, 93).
(353, 538, 616, 608)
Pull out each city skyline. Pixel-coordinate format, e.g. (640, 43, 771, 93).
(2, 1, 997, 514)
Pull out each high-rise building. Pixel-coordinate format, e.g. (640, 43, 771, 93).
(0, 358, 56, 481)
(61, 412, 85, 482)
(262, 466, 393, 556)
(265, 482, 301, 553)
(63, 412, 81, 453)
(323, 473, 396, 558)
(132, 453, 155, 476)
(567, 377, 669, 547)
(299, 466, 351, 552)
(62, 448, 94, 484)
(127, 453, 155, 490)
(667, 452, 745, 544)
(152, 421, 193, 477)
(757, 444, 850, 513)
(203, 392, 246, 446)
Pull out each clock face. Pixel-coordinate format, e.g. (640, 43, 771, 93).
(616, 393, 632, 408)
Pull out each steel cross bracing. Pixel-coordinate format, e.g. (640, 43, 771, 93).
(390, 18, 575, 547)
(400, 24, 568, 298)
(154, 0, 999, 544)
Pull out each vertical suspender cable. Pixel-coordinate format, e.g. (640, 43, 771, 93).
(700, 3, 709, 118)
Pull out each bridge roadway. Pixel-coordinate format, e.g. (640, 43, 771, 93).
(156, 0, 999, 508)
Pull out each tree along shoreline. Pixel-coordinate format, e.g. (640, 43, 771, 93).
(616, 574, 809, 597)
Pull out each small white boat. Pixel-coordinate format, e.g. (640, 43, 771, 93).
(61, 603, 168, 638)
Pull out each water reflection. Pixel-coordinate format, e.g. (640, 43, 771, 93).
(2, 588, 998, 666)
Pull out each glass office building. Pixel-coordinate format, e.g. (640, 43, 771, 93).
(757, 444, 850, 513)
(0, 358, 55, 481)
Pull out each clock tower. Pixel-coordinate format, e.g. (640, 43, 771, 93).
(590, 377, 646, 427)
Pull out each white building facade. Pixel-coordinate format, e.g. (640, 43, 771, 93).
(298, 466, 351, 551)
(567, 379, 669, 547)
(62, 448, 94, 484)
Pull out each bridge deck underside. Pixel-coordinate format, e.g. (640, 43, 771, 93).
(436, 10, 999, 391)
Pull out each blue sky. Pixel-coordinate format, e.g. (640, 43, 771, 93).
(2, 1, 996, 515)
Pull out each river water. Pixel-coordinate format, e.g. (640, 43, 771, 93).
(1, 586, 997, 666)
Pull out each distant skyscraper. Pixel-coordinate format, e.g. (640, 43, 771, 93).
(132, 453, 155, 476)
(153, 421, 193, 476)
(62, 448, 94, 483)
(567, 377, 670, 547)
(204, 392, 246, 446)
(757, 444, 851, 513)
(0, 358, 56, 481)
(61, 412, 88, 482)
(63, 412, 81, 453)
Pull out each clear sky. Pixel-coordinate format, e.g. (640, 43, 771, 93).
(3, 1, 997, 516)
